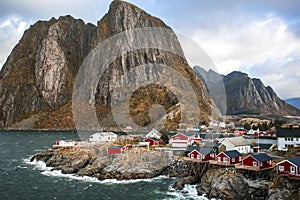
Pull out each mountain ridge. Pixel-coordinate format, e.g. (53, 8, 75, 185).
(194, 66, 300, 116)
(285, 97, 300, 110)
(0, 0, 213, 130)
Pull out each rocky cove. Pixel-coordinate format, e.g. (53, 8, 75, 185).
(30, 145, 300, 200)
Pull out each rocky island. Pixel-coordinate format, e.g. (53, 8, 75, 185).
(30, 142, 300, 200)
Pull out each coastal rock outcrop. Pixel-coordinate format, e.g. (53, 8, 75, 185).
(31, 148, 300, 199)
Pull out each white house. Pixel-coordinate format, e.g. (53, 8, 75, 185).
(145, 129, 161, 139)
(219, 136, 251, 154)
(169, 133, 190, 148)
(53, 140, 83, 148)
(88, 132, 118, 142)
(277, 128, 300, 150)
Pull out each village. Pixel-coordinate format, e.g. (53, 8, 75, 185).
(52, 119, 300, 181)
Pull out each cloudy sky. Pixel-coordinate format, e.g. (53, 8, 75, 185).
(1, 0, 300, 99)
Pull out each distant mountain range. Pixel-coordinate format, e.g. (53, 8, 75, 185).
(194, 66, 300, 116)
(285, 98, 300, 110)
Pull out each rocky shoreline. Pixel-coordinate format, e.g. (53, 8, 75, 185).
(30, 146, 300, 200)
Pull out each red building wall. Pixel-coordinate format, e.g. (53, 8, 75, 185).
(202, 153, 215, 161)
(216, 153, 241, 164)
(189, 150, 201, 160)
(243, 156, 272, 169)
(107, 147, 125, 155)
(277, 161, 299, 177)
(189, 151, 215, 161)
(145, 138, 154, 146)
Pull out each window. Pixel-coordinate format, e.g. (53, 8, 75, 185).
(191, 154, 194, 159)
(232, 158, 235, 162)
(239, 156, 242, 161)
(210, 154, 215, 158)
(218, 157, 221, 162)
(224, 157, 228, 163)
(260, 162, 262, 167)
(291, 138, 294, 141)
(197, 155, 200, 159)
(291, 166, 295, 173)
(285, 138, 287, 141)
(279, 166, 284, 171)
(175, 137, 180, 140)
(253, 162, 257, 167)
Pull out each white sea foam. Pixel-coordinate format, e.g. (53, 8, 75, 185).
(24, 158, 171, 185)
(164, 184, 210, 200)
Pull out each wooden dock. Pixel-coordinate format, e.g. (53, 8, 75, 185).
(209, 160, 235, 166)
(234, 163, 274, 171)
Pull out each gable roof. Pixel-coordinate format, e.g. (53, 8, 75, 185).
(222, 150, 242, 158)
(221, 136, 250, 147)
(250, 153, 272, 162)
(194, 133, 224, 140)
(186, 146, 201, 153)
(188, 147, 214, 155)
(173, 132, 189, 138)
(287, 156, 300, 166)
(277, 128, 300, 138)
(198, 147, 214, 155)
(257, 143, 273, 150)
(145, 129, 161, 138)
(203, 142, 220, 148)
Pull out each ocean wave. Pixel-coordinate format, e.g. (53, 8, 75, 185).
(24, 158, 171, 185)
(165, 184, 210, 200)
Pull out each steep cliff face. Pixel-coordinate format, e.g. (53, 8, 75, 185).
(194, 67, 300, 116)
(0, 0, 212, 130)
(0, 16, 97, 127)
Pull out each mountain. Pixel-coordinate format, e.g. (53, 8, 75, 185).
(285, 98, 300, 110)
(194, 66, 300, 116)
(0, 0, 213, 130)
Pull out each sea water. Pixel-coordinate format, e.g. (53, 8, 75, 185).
(0, 130, 209, 200)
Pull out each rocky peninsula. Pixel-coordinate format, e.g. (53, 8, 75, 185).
(30, 144, 300, 200)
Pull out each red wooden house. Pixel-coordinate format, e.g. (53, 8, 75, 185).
(170, 133, 189, 148)
(216, 150, 242, 165)
(107, 146, 126, 155)
(276, 156, 300, 178)
(242, 153, 273, 169)
(144, 138, 159, 146)
(188, 147, 215, 161)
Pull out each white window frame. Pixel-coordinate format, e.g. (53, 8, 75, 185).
(291, 166, 295, 173)
(197, 154, 200, 160)
(279, 165, 284, 171)
(224, 157, 228, 163)
(191, 154, 194, 159)
(232, 157, 235, 163)
(253, 161, 257, 167)
(218, 157, 221, 162)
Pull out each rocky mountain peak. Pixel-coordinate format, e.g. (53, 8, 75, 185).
(97, 0, 169, 40)
(0, 1, 212, 130)
(194, 66, 300, 116)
